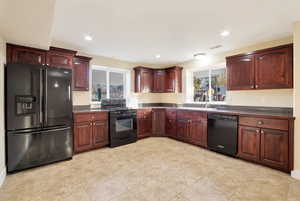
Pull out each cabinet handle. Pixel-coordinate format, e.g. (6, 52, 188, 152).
(261, 130, 264, 134)
(258, 120, 263, 125)
(255, 85, 258, 88)
(251, 85, 254, 89)
(256, 129, 259, 133)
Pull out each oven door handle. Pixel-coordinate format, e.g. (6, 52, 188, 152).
(113, 115, 136, 120)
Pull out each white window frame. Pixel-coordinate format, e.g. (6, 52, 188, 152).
(186, 63, 226, 104)
(90, 65, 131, 104)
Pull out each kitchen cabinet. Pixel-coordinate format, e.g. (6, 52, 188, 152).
(73, 56, 92, 91)
(226, 44, 293, 90)
(260, 128, 289, 170)
(134, 66, 183, 93)
(176, 110, 207, 147)
(255, 47, 293, 89)
(6, 43, 92, 91)
(7, 43, 47, 65)
(165, 67, 183, 93)
(238, 116, 290, 171)
(165, 109, 177, 138)
(134, 67, 153, 93)
(227, 55, 255, 90)
(153, 70, 166, 93)
(73, 112, 108, 153)
(46, 47, 77, 68)
(137, 109, 152, 139)
(152, 108, 166, 136)
(238, 126, 260, 162)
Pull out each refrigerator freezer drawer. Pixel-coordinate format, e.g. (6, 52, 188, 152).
(7, 127, 73, 173)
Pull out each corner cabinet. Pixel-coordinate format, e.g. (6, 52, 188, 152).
(226, 44, 293, 90)
(73, 56, 92, 91)
(134, 66, 182, 93)
(152, 109, 166, 136)
(73, 112, 109, 153)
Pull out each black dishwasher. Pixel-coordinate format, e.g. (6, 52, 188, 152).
(207, 113, 238, 156)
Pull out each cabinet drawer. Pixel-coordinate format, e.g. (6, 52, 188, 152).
(239, 116, 288, 131)
(137, 109, 152, 119)
(74, 112, 108, 123)
(166, 109, 177, 119)
(177, 110, 206, 120)
(92, 112, 108, 121)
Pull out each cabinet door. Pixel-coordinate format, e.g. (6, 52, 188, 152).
(176, 119, 189, 141)
(227, 55, 255, 90)
(166, 119, 177, 137)
(46, 51, 73, 68)
(152, 109, 166, 136)
(153, 70, 166, 93)
(238, 126, 260, 162)
(260, 128, 289, 171)
(140, 69, 153, 93)
(255, 47, 293, 89)
(93, 120, 108, 148)
(138, 118, 152, 138)
(10, 46, 46, 65)
(73, 57, 90, 91)
(165, 69, 176, 92)
(190, 120, 207, 147)
(74, 122, 93, 153)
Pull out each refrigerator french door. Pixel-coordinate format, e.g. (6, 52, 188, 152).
(6, 63, 73, 172)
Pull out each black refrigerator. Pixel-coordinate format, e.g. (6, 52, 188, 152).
(6, 63, 73, 173)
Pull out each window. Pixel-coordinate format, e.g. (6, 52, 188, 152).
(91, 66, 130, 103)
(187, 66, 226, 103)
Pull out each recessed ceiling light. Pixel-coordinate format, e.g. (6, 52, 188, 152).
(84, 35, 93, 41)
(155, 54, 161, 58)
(194, 53, 206, 60)
(220, 30, 230, 37)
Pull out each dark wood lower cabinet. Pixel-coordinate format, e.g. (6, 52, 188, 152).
(152, 109, 166, 136)
(190, 120, 207, 147)
(176, 119, 189, 140)
(260, 128, 289, 170)
(137, 109, 152, 139)
(74, 122, 94, 153)
(93, 120, 109, 148)
(74, 112, 109, 153)
(238, 126, 260, 162)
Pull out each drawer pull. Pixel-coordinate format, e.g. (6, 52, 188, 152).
(261, 130, 264, 134)
(258, 120, 263, 125)
(256, 130, 259, 133)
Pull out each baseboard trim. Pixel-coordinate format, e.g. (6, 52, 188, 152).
(0, 167, 6, 187)
(291, 170, 300, 180)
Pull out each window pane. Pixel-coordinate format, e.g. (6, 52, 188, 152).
(92, 70, 107, 101)
(211, 68, 226, 102)
(109, 72, 124, 99)
(193, 70, 209, 102)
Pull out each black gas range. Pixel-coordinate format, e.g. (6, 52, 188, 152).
(101, 99, 137, 147)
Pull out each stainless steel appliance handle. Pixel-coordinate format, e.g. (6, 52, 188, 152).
(44, 68, 48, 125)
(39, 69, 43, 125)
(42, 127, 70, 133)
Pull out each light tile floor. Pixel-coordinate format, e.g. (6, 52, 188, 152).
(0, 137, 300, 201)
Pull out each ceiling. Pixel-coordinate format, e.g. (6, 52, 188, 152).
(1, 0, 300, 64)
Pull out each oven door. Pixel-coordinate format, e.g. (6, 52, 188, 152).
(109, 114, 137, 147)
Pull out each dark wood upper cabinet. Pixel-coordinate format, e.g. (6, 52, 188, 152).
(227, 55, 255, 90)
(255, 47, 293, 89)
(165, 67, 183, 93)
(7, 43, 47, 65)
(134, 66, 182, 93)
(152, 109, 166, 136)
(73, 56, 92, 91)
(134, 67, 153, 93)
(226, 44, 293, 90)
(46, 47, 77, 68)
(153, 70, 166, 93)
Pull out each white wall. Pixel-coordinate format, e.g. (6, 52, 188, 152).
(0, 35, 6, 186)
(292, 22, 300, 179)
